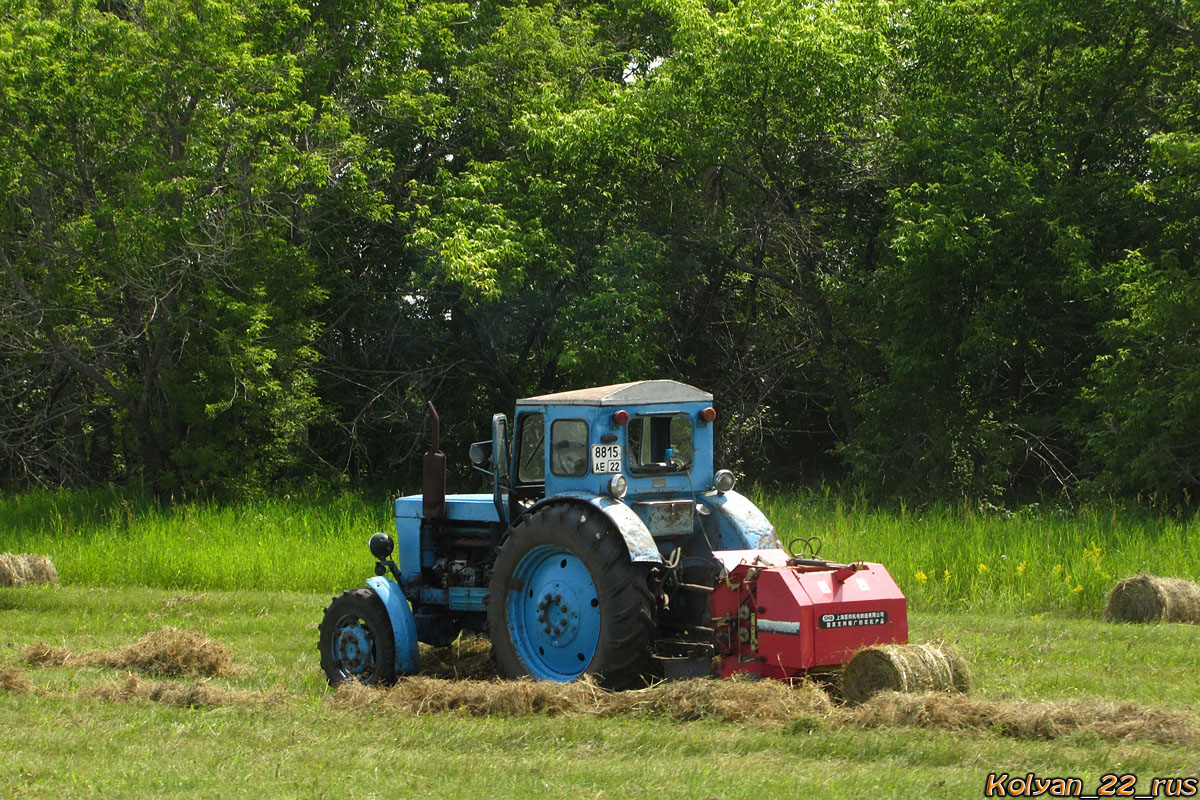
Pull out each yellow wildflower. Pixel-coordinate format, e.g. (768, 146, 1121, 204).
(1053, 564, 1063, 575)
(978, 563, 988, 574)
(915, 571, 928, 584)
(943, 569, 952, 582)
(1016, 561, 1027, 576)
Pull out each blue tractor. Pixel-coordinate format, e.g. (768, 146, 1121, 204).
(318, 380, 908, 688)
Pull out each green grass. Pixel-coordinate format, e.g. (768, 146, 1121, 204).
(2, 487, 1197, 615)
(757, 490, 1200, 615)
(0, 487, 386, 593)
(2, 585, 1199, 799)
(3, 491, 1198, 797)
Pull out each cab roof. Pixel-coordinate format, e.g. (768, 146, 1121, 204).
(517, 380, 712, 407)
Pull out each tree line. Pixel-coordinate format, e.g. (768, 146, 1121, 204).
(1, 0, 1197, 503)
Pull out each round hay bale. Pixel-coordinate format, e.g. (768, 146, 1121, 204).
(842, 643, 970, 706)
(0, 553, 58, 587)
(1105, 574, 1200, 624)
(22, 555, 58, 586)
(0, 553, 30, 587)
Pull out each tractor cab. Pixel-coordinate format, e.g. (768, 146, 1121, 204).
(483, 381, 719, 529)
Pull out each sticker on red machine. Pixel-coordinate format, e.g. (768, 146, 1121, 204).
(818, 610, 888, 628)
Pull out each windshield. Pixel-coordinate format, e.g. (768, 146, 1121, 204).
(627, 414, 692, 474)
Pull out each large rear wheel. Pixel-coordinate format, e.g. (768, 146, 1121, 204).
(487, 503, 657, 689)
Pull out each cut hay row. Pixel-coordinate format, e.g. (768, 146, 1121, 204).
(842, 643, 970, 705)
(89, 675, 284, 709)
(840, 692, 1199, 746)
(420, 637, 498, 681)
(24, 627, 234, 678)
(0, 553, 58, 587)
(332, 680, 1197, 744)
(1105, 574, 1200, 624)
(330, 675, 832, 725)
(11, 656, 1196, 745)
(0, 668, 35, 695)
(16, 628, 1195, 746)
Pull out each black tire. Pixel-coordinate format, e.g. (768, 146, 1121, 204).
(487, 502, 658, 689)
(318, 588, 397, 686)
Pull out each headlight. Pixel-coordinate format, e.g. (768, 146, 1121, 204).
(713, 469, 735, 494)
(369, 532, 394, 560)
(608, 474, 628, 499)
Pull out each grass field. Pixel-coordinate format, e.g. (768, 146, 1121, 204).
(2, 586, 1198, 798)
(1, 489, 1199, 798)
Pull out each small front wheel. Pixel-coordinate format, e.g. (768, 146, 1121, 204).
(318, 588, 397, 686)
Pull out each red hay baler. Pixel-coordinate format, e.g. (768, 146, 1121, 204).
(709, 551, 909, 680)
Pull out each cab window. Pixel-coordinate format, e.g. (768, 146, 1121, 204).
(628, 414, 692, 473)
(550, 419, 588, 477)
(516, 413, 545, 483)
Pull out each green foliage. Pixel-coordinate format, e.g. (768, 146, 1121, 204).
(844, 0, 1200, 500)
(0, 0, 356, 493)
(1079, 133, 1200, 500)
(0, 0, 1197, 501)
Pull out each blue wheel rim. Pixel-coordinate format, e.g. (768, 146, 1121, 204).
(332, 615, 376, 680)
(506, 545, 601, 681)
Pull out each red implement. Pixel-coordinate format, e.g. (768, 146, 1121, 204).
(709, 561, 908, 680)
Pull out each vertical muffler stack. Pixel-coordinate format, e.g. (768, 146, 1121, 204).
(422, 401, 446, 519)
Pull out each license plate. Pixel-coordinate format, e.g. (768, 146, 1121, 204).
(591, 444, 622, 474)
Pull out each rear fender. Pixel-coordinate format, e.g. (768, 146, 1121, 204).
(524, 495, 663, 564)
(366, 576, 420, 674)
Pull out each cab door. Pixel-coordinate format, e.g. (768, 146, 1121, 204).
(508, 410, 546, 521)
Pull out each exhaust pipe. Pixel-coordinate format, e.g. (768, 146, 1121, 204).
(422, 401, 446, 519)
